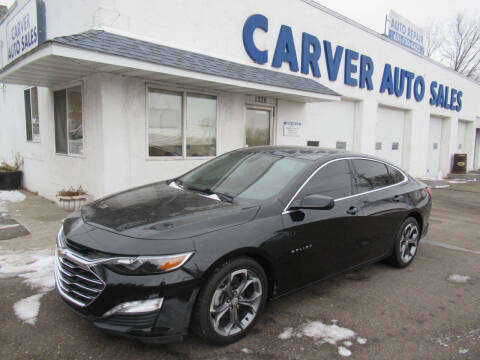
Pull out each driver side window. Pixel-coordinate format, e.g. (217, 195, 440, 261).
(300, 160, 355, 199)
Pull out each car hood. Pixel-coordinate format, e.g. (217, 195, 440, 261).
(79, 182, 259, 241)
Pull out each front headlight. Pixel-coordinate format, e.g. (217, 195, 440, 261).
(104, 252, 194, 275)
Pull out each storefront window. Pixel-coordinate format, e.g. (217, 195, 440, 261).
(24, 87, 40, 142)
(54, 85, 83, 155)
(186, 94, 216, 157)
(148, 90, 182, 156)
(147, 88, 216, 157)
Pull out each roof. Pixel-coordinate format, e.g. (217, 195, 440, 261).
(50, 30, 339, 97)
(235, 146, 349, 161)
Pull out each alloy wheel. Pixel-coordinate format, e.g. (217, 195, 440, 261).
(399, 223, 419, 263)
(209, 268, 263, 336)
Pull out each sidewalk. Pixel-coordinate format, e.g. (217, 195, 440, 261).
(0, 190, 67, 251)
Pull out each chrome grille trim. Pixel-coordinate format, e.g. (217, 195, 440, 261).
(55, 246, 106, 307)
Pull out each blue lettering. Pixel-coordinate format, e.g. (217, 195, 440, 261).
(456, 91, 463, 111)
(404, 71, 414, 99)
(380, 63, 394, 95)
(359, 55, 374, 90)
(394, 67, 405, 97)
(323, 40, 343, 81)
(344, 49, 358, 86)
(450, 89, 457, 110)
(301, 32, 321, 77)
(429, 81, 438, 105)
(413, 76, 425, 102)
(272, 25, 299, 72)
(242, 14, 268, 64)
(444, 86, 449, 108)
(436, 84, 444, 107)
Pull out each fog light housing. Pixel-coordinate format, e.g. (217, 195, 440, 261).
(103, 298, 164, 317)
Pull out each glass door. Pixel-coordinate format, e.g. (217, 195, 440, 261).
(246, 108, 272, 147)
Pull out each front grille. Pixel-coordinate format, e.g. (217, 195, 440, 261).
(55, 252, 105, 307)
(103, 312, 159, 328)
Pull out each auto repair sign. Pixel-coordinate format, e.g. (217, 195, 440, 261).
(6, 0, 38, 64)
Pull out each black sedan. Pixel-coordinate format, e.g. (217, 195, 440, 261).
(55, 146, 431, 345)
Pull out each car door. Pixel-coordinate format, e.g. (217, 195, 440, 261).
(280, 159, 363, 287)
(349, 159, 409, 262)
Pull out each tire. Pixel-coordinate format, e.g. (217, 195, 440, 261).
(192, 257, 268, 345)
(388, 217, 420, 268)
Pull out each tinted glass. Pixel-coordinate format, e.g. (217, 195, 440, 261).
(301, 160, 354, 199)
(67, 86, 83, 155)
(179, 152, 310, 202)
(387, 165, 405, 184)
(54, 89, 67, 154)
(353, 159, 391, 192)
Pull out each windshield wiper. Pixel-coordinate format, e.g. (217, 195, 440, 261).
(182, 184, 233, 203)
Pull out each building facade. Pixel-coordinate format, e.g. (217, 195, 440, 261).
(1, 0, 479, 202)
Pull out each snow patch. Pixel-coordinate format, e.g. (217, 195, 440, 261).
(0, 190, 26, 203)
(448, 274, 471, 284)
(279, 327, 293, 340)
(459, 348, 469, 354)
(278, 320, 366, 357)
(13, 293, 46, 325)
(240, 348, 252, 354)
(338, 346, 352, 357)
(0, 248, 55, 325)
(356, 337, 367, 345)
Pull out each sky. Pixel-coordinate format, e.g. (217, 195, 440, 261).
(1, 0, 479, 33)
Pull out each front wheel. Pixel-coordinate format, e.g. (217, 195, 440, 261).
(192, 257, 267, 345)
(388, 217, 420, 268)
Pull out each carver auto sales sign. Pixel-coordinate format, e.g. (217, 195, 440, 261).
(6, 0, 39, 64)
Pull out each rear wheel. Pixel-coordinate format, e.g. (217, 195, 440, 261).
(388, 217, 420, 268)
(192, 257, 267, 345)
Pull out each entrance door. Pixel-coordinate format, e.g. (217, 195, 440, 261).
(246, 108, 272, 146)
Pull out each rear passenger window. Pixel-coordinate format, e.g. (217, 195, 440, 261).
(353, 159, 391, 192)
(301, 160, 354, 199)
(386, 165, 405, 184)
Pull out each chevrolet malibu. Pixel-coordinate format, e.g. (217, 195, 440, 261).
(55, 146, 431, 344)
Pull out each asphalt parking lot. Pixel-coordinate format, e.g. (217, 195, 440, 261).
(0, 182, 479, 360)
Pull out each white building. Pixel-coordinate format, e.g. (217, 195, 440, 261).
(1, 0, 479, 201)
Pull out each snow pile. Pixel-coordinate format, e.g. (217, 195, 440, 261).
(447, 274, 471, 284)
(0, 190, 26, 213)
(0, 248, 55, 325)
(278, 320, 367, 357)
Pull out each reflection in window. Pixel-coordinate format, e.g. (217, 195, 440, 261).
(24, 87, 40, 142)
(301, 160, 354, 199)
(54, 85, 83, 155)
(353, 159, 391, 192)
(148, 90, 182, 156)
(187, 94, 216, 157)
(147, 88, 217, 157)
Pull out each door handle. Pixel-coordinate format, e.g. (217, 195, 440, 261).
(346, 206, 358, 215)
(392, 195, 402, 202)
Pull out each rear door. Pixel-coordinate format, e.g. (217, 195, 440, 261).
(350, 159, 408, 261)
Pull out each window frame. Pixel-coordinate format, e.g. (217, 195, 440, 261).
(53, 82, 85, 158)
(146, 85, 218, 160)
(283, 157, 408, 214)
(24, 86, 40, 143)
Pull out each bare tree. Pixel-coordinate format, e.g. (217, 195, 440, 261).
(423, 22, 443, 58)
(441, 14, 480, 80)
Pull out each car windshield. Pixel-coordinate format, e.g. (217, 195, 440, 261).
(177, 151, 310, 202)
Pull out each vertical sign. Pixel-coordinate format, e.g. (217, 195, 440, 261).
(6, 0, 38, 64)
(387, 10, 425, 55)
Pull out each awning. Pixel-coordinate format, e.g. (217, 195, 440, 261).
(0, 30, 340, 103)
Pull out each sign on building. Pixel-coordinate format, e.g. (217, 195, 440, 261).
(6, 0, 39, 64)
(283, 121, 301, 137)
(387, 10, 425, 55)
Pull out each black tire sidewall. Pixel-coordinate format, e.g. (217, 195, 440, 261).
(194, 257, 268, 345)
(392, 217, 419, 268)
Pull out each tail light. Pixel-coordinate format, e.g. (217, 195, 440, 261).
(426, 187, 432, 198)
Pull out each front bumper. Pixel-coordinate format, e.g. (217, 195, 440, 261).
(54, 247, 201, 343)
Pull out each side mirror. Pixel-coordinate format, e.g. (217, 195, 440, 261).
(291, 194, 335, 210)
